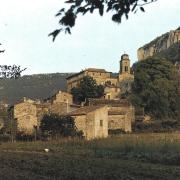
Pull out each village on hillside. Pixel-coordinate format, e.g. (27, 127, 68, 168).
(0, 0, 180, 178)
(0, 54, 140, 140)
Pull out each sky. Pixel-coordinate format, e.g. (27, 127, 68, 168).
(0, 0, 179, 75)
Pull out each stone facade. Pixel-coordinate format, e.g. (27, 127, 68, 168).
(67, 106, 108, 140)
(48, 91, 80, 115)
(104, 86, 121, 100)
(67, 68, 116, 92)
(13, 98, 50, 134)
(12, 91, 79, 134)
(49, 90, 73, 104)
(118, 54, 134, 83)
(0, 103, 9, 130)
(66, 54, 134, 95)
(88, 99, 134, 132)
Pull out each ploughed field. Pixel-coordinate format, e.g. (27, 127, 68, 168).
(1, 133, 180, 180)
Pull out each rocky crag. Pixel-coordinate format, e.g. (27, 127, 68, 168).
(137, 27, 180, 62)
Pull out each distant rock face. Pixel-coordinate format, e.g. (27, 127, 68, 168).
(138, 27, 180, 61)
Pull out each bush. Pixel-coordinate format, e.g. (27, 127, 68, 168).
(40, 114, 83, 139)
(0, 134, 11, 142)
(108, 129, 126, 135)
(16, 132, 37, 141)
(133, 120, 180, 133)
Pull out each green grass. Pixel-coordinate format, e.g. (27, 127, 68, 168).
(1, 133, 180, 180)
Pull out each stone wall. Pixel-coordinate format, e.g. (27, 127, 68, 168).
(71, 106, 108, 140)
(108, 106, 134, 132)
(93, 106, 108, 138)
(14, 101, 37, 134)
(104, 86, 121, 100)
(73, 115, 87, 136)
(51, 91, 73, 104)
(67, 69, 117, 92)
(88, 99, 134, 132)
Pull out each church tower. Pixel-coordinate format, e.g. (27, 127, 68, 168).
(119, 54, 133, 82)
(119, 54, 131, 74)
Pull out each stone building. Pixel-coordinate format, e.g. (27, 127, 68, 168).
(104, 85, 121, 100)
(66, 54, 134, 94)
(12, 98, 50, 134)
(48, 91, 80, 115)
(88, 99, 134, 132)
(67, 68, 118, 92)
(0, 103, 9, 130)
(48, 90, 73, 104)
(118, 54, 134, 83)
(11, 91, 79, 134)
(67, 105, 108, 140)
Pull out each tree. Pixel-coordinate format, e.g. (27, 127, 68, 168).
(40, 114, 83, 139)
(131, 57, 180, 119)
(0, 44, 26, 78)
(0, 65, 27, 79)
(71, 76, 104, 104)
(49, 0, 158, 41)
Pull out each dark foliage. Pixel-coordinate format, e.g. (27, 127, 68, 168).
(0, 65, 26, 79)
(49, 0, 158, 41)
(16, 132, 36, 141)
(71, 76, 104, 104)
(131, 57, 180, 119)
(0, 45, 26, 79)
(133, 120, 180, 133)
(40, 114, 83, 139)
(108, 129, 126, 135)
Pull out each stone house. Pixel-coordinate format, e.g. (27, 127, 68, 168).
(11, 91, 79, 134)
(67, 105, 108, 140)
(48, 90, 73, 104)
(104, 85, 121, 100)
(88, 99, 134, 132)
(12, 98, 50, 134)
(48, 91, 80, 115)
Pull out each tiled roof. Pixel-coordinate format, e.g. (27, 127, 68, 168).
(66, 68, 110, 79)
(85, 68, 107, 73)
(88, 98, 131, 107)
(67, 105, 106, 116)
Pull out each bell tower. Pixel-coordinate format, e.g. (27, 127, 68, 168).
(119, 54, 131, 74)
(119, 54, 132, 82)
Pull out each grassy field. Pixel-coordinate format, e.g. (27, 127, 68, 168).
(1, 133, 180, 180)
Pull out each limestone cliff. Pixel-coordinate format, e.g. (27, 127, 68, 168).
(138, 27, 180, 61)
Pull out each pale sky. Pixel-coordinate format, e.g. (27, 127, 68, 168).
(0, 0, 179, 75)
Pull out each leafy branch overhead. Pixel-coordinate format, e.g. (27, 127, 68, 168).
(0, 65, 27, 79)
(49, 0, 158, 41)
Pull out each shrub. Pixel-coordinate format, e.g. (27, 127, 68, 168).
(40, 114, 83, 139)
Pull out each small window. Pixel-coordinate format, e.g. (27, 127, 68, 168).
(125, 66, 128, 72)
(100, 120, 103, 127)
(108, 95, 111, 100)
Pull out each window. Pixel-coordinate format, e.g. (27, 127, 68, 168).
(125, 66, 128, 72)
(108, 95, 111, 100)
(100, 120, 103, 127)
